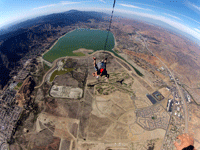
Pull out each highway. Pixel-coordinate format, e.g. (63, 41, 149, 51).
(136, 31, 188, 133)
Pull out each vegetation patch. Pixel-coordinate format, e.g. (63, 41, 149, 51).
(50, 68, 74, 82)
(152, 116, 157, 120)
(61, 59, 65, 63)
(43, 62, 51, 72)
(97, 88, 104, 94)
(93, 72, 135, 96)
(74, 52, 85, 56)
(14, 82, 23, 90)
(17, 82, 22, 87)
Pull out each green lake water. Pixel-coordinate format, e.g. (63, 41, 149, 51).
(43, 28, 115, 62)
(43, 28, 143, 77)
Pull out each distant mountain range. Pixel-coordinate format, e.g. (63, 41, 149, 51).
(0, 10, 108, 89)
(0, 10, 107, 36)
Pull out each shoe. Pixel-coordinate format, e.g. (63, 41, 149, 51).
(105, 77, 108, 82)
(96, 76, 99, 79)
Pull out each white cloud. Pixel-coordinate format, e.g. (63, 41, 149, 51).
(33, 4, 57, 10)
(121, 2, 200, 25)
(112, 8, 200, 41)
(60, 1, 80, 5)
(119, 3, 152, 11)
(194, 28, 200, 33)
(163, 13, 182, 20)
(188, 2, 200, 11)
(33, 1, 80, 10)
(99, 0, 106, 3)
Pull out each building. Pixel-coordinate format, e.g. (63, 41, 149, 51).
(177, 107, 180, 112)
(169, 74, 174, 81)
(152, 91, 164, 101)
(178, 112, 182, 118)
(8, 83, 18, 90)
(186, 95, 191, 103)
(166, 87, 170, 91)
(174, 100, 179, 105)
(160, 66, 165, 71)
(167, 99, 173, 112)
(146, 94, 157, 104)
(15, 68, 30, 82)
(0, 106, 22, 140)
(1, 89, 16, 105)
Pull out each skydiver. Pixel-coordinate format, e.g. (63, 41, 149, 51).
(92, 57, 109, 80)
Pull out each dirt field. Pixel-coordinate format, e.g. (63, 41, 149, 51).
(13, 51, 171, 150)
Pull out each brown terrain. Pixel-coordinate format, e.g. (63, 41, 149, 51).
(111, 17, 200, 104)
(15, 76, 35, 107)
(11, 51, 171, 150)
(9, 15, 200, 150)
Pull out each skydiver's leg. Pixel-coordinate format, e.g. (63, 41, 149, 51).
(100, 72, 103, 77)
(105, 72, 109, 79)
(92, 57, 98, 77)
(93, 57, 98, 71)
(103, 58, 107, 70)
(105, 70, 109, 79)
(104, 72, 109, 82)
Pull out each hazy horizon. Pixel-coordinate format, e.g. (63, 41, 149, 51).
(1, 0, 200, 45)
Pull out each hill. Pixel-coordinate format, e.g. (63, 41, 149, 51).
(0, 10, 108, 89)
(0, 10, 107, 37)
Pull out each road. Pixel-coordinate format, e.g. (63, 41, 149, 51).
(35, 51, 98, 89)
(34, 57, 59, 89)
(35, 50, 132, 89)
(136, 32, 188, 133)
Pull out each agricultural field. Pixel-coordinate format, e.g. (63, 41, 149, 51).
(43, 28, 115, 62)
(14, 82, 22, 90)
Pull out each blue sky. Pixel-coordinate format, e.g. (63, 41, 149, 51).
(1, 0, 200, 43)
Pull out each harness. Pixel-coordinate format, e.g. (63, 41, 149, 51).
(97, 62, 106, 73)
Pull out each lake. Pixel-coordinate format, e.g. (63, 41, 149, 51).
(43, 28, 115, 62)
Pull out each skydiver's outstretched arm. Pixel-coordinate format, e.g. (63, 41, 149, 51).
(92, 57, 98, 78)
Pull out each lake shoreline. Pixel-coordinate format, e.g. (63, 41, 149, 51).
(42, 29, 77, 57)
(43, 28, 115, 62)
